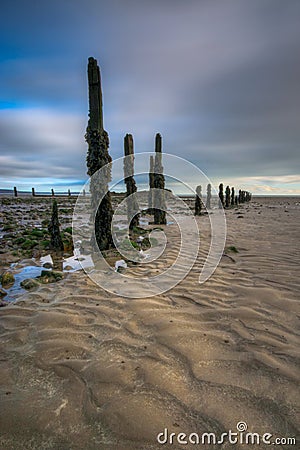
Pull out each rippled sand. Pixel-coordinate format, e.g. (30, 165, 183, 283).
(0, 197, 299, 449)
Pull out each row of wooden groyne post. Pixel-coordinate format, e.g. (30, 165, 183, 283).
(194, 183, 252, 215)
(12, 187, 86, 197)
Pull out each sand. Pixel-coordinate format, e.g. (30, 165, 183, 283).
(0, 197, 299, 449)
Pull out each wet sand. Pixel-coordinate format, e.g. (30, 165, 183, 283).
(0, 197, 299, 449)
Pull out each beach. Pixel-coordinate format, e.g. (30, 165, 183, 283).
(0, 196, 299, 449)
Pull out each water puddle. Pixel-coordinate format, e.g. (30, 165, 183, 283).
(1, 266, 51, 302)
(1, 252, 94, 304)
(1, 218, 174, 304)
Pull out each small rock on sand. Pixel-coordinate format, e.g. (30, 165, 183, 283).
(20, 278, 40, 290)
(1, 272, 15, 286)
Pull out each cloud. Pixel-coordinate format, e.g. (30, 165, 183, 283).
(0, 0, 300, 194)
(0, 108, 88, 178)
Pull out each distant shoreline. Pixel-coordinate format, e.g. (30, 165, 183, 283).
(0, 189, 299, 198)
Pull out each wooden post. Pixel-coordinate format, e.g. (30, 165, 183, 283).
(231, 187, 235, 206)
(13, 186, 17, 197)
(153, 133, 167, 225)
(206, 184, 211, 209)
(124, 133, 139, 229)
(218, 183, 224, 208)
(148, 155, 155, 214)
(85, 57, 113, 251)
(225, 185, 231, 208)
(32, 187, 35, 197)
(194, 185, 202, 216)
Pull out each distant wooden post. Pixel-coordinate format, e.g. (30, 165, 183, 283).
(51, 189, 55, 197)
(68, 189, 71, 197)
(225, 185, 231, 208)
(194, 185, 202, 216)
(83, 189, 86, 197)
(238, 189, 242, 204)
(32, 187, 35, 197)
(206, 183, 211, 209)
(218, 183, 224, 208)
(13, 186, 17, 197)
(231, 187, 235, 206)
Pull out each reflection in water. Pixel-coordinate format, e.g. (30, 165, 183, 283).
(2, 266, 51, 302)
(3, 251, 95, 304)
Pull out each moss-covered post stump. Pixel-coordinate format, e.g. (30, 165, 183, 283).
(124, 133, 139, 230)
(153, 133, 167, 225)
(85, 57, 113, 251)
(48, 200, 64, 251)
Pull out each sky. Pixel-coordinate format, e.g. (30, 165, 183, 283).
(0, 0, 300, 195)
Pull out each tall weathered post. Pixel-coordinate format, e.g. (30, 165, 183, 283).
(225, 185, 231, 208)
(124, 133, 139, 230)
(13, 186, 17, 197)
(153, 133, 167, 225)
(148, 155, 155, 214)
(206, 183, 211, 209)
(194, 185, 202, 215)
(51, 189, 55, 197)
(85, 57, 113, 251)
(32, 187, 35, 197)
